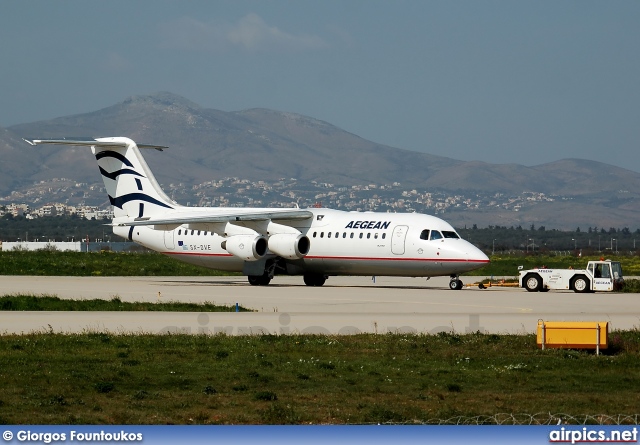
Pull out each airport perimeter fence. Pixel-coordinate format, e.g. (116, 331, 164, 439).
(374, 413, 640, 425)
(1, 241, 150, 252)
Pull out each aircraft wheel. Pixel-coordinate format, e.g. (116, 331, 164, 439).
(248, 274, 271, 286)
(303, 273, 326, 287)
(449, 279, 463, 290)
(524, 274, 542, 292)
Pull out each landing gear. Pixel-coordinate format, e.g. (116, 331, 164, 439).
(247, 260, 277, 286)
(248, 273, 271, 286)
(303, 273, 327, 287)
(449, 276, 463, 290)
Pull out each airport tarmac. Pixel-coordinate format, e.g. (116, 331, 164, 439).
(0, 275, 639, 335)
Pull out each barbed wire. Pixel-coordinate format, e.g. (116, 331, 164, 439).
(377, 413, 640, 425)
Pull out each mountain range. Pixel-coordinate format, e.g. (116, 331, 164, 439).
(2, 92, 639, 230)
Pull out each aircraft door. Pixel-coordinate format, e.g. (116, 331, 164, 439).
(391, 225, 408, 255)
(164, 229, 175, 250)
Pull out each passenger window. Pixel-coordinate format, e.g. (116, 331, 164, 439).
(374, 233, 378, 239)
(197, 230, 201, 235)
(350, 233, 354, 239)
(313, 232, 317, 238)
(359, 233, 363, 239)
(320, 232, 324, 238)
(191, 230, 195, 235)
(420, 229, 430, 240)
(335, 232, 339, 238)
(178, 229, 182, 235)
(204, 231, 207, 235)
(430, 231, 443, 240)
(382, 233, 386, 239)
(342, 233, 346, 238)
(367, 233, 371, 239)
(328, 232, 332, 238)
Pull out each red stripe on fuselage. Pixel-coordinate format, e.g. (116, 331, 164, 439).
(306, 255, 488, 263)
(161, 251, 489, 264)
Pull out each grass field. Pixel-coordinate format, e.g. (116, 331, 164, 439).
(0, 331, 639, 424)
(0, 295, 251, 312)
(0, 251, 237, 277)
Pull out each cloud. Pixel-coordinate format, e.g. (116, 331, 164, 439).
(160, 13, 328, 53)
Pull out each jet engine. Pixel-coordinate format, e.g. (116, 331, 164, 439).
(268, 233, 310, 259)
(221, 235, 268, 261)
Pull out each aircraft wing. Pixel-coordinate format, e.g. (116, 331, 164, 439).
(115, 209, 314, 226)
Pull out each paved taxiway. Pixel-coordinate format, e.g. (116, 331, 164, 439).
(1, 275, 639, 335)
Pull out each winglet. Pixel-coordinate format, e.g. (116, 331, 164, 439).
(138, 144, 168, 152)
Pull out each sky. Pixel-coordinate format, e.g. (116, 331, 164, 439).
(1, 1, 640, 173)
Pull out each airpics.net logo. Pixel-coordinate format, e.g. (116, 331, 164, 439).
(549, 427, 638, 444)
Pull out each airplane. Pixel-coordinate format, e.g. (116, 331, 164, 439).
(25, 137, 489, 289)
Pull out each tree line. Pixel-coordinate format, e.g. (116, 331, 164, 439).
(458, 224, 640, 255)
(0, 215, 113, 243)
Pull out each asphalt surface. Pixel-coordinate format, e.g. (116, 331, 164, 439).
(0, 275, 638, 335)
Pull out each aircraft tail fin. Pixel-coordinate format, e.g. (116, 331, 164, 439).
(25, 137, 179, 219)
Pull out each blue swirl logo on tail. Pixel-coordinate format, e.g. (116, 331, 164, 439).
(99, 166, 144, 180)
(108, 193, 173, 210)
(96, 150, 134, 166)
(97, 150, 174, 210)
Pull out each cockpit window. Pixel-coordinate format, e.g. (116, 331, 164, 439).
(430, 231, 443, 241)
(420, 230, 430, 240)
(442, 231, 460, 239)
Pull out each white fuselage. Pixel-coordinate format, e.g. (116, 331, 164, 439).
(118, 208, 488, 277)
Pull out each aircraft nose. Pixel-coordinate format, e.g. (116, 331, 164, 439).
(465, 241, 490, 265)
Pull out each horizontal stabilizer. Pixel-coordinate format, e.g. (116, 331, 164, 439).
(24, 138, 167, 151)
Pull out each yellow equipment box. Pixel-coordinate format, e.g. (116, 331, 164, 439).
(536, 321, 608, 350)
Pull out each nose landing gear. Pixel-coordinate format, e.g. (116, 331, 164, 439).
(449, 276, 463, 290)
